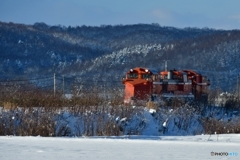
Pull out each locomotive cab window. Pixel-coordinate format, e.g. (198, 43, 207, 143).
(142, 74, 151, 79)
(127, 73, 138, 79)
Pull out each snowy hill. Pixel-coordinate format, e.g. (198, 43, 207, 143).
(1, 21, 240, 91)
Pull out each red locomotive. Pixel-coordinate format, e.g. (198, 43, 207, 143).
(122, 67, 210, 104)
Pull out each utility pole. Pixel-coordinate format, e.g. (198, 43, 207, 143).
(62, 75, 64, 96)
(237, 74, 239, 102)
(163, 60, 170, 71)
(54, 73, 56, 97)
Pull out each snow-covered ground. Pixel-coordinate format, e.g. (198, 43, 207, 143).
(0, 134, 239, 160)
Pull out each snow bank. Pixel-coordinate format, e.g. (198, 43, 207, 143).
(0, 105, 239, 137)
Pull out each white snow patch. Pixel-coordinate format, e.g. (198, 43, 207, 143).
(120, 117, 127, 122)
(149, 109, 156, 114)
(163, 121, 167, 127)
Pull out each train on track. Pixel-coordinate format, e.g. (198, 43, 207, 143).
(122, 67, 210, 104)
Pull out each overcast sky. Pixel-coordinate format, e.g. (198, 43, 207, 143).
(1, 0, 240, 29)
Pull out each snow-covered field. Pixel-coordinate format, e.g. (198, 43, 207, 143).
(0, 134, 239, 160)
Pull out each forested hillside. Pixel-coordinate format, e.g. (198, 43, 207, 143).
(1, 21, 240, 91)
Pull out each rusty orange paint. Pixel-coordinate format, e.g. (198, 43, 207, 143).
(122, 67, 154, 103)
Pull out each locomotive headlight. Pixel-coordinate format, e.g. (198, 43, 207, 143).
(130, 69, 133, 72)
(145, 69, 148, 72)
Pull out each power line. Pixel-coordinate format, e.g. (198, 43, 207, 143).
(0, 76, 52, 82)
